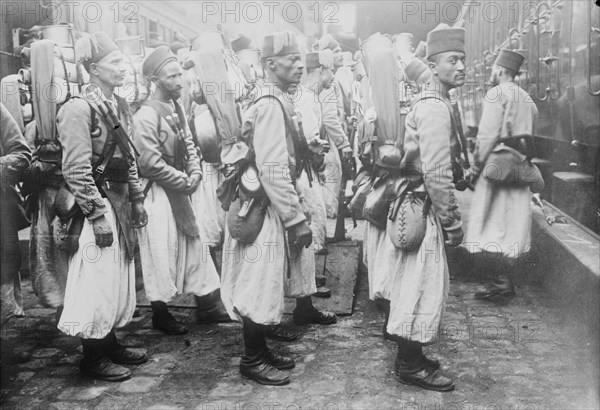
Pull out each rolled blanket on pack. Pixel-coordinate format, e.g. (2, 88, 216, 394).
(31, 40, 57, 141)
(187, 50, 244, 159)
(0, 74, 25, 132)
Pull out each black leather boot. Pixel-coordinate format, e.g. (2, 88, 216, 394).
(195, 291, 232, 324)
(151, 301, 188, 335)
(265, 324, 298, 342)
(475, 274, 516, 301)
(293, 297, 337, 325)
(263, 348, 295, 370)
(104, 331, 148, 365)
(395, 339, 452, 392)
(80, 337, 131, 382)
(239, 318, 289, 385)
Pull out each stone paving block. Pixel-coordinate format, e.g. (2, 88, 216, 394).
(96, 397, 143, 410)
(195, 400, 242, 410)
(16, 358, 52, 371)
(117, 376, 163, 393)
(32, 347, 63, 358)
(146, 405, 185, 410)
(138, 359, 176, 376)
(58, 386, 109, 401)
(14, 371, 35, 382)
(17, 376, 65, 397)
(301, 378, 346, 396)
(208, 380, 253, 397)
(48, 402, 91, 410)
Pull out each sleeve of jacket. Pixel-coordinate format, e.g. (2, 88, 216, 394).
(249, 99, 306, 228)
(416, 102, 462, 231)
(320, 88, 350, 149)
(57, 99, 107, 220)
(133, 106, 190, 192)
(126, 143, 144, 203)
(0, 103, 31, 186)
(473, 89, 505, 176)
(183, 122, 201, 177)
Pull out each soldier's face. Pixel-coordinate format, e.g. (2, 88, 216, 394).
(92, 50, 127, 87)
(320, 67, 334, 91)
(269, 54, 304, 87)
(155, 61, 183, 99)
(332, 46, 343, 68)
(430, 51, 466, 88)
(490, 64, 502, 85)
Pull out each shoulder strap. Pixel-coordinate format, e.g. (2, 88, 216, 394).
(67, 96, 117, 182)
(252, 93, 314, 182)
(145, 99, 170, 135)
(410, 94, 469, 169)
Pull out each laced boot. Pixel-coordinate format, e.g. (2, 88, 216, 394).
(151, 301, 188, 335)
(80, 338, 131, 382)
(239, 317, 289, 385)
(263, 348, 295, 370)
(104, 331, 148, 365)
(293, 297, 337, 325)
(475, 274, 515, 301)
(395, 339, 453, 392)
(265, 324, 298, 342)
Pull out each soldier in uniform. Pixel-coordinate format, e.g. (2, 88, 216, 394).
(466, 50, 539, 301)
(133, 46, 227, 336)
(56, 32, 148, 381)
(386, 25, 467, 392)
(1, 103, 31, 325)
(315, 34, 352, 219)
(295, 50, 334, 255)
(221, 31, 322, 386)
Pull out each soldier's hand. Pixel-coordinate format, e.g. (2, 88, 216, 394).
(132, 200, 148, 229)
(288, 220, 313, 248)
(92, 216, 114, 248)
(444, 227, 464, 247)
(341, 146, 353, 160)
(308, 138, 330, 154)
(184, 172, 202, 195)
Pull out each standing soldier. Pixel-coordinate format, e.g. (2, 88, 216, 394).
(467, 50, 539, 301)
(221, 31, 321, 386)
(295, 50, 334, 295)
(315, 34, 352, 219)
(134, 46, 227, 336)
(1, 103, 31, 325)
(387, 25, 467, 391)
(56, 32, 148, 381)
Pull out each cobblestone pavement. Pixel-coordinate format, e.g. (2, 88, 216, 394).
(2, 257, 598, 410)
(2, 191, 599, 410)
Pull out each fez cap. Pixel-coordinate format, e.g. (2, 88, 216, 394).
(75, 32, 120, 67)
(414, 41, 427, 59)
(231, 34, 253, 53)
(426, 24, 465, 59)
(170, 41, 186, 54)
(143, 45, 179, 77)
(405, 58, 430, 82)
(494, 49, 525, 73)
(261, 31, 300, 58)
(305, 50, 334, 70)
(315, 33, 340, 51)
